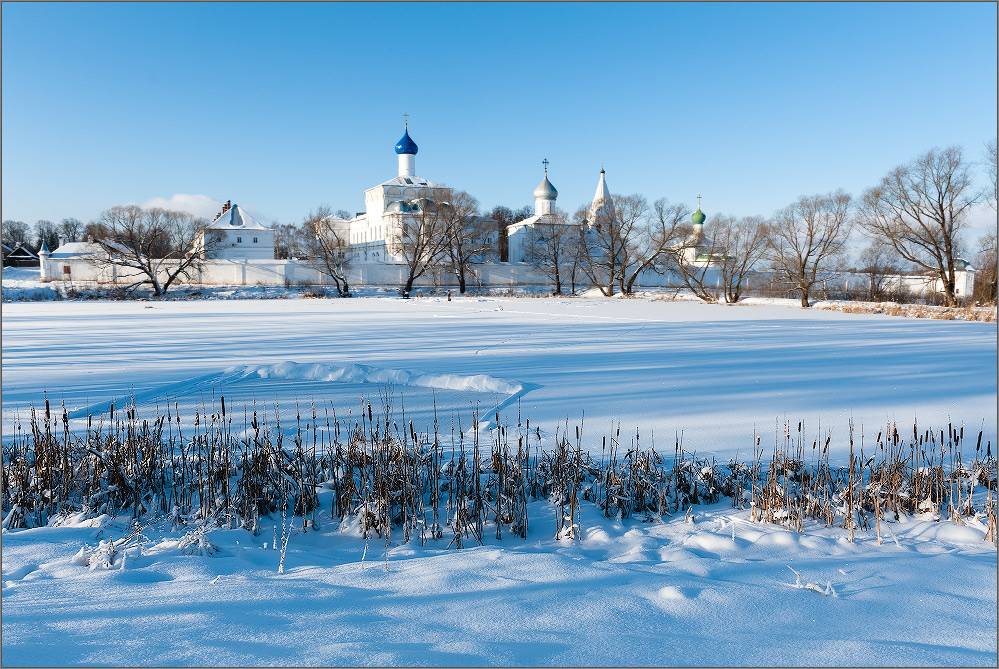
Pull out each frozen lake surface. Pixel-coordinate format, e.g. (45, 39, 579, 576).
(2, 295, 996, 459)
(1, 294, 996, 666)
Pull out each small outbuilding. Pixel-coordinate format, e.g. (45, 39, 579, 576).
(3, 243, 40, 267)
(201, 200, 276, 260)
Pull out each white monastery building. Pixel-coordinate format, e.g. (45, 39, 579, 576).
(507, 160, 563, 263)
(339, 123, 451, 263)
(31, 119, 981, 300)
(507, 164, 617, 264)
(202, 200, 275, 260)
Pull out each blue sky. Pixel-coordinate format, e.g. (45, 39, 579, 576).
(2, 2, 996, 236)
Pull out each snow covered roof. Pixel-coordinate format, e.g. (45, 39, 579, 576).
(207, 204, 270, 231)
(374, 176, 444, 189)
(7, 243, 39, 259)
(507, 212, 575, 232)
(50, 241, 105, 258)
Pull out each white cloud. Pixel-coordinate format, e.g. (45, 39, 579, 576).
(141, 194, 223, 220)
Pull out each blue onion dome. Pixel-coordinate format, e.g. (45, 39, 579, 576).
(395, 129, 418, 155)
(534, 175, 558, 200)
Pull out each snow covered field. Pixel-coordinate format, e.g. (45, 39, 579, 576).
(2, 292, 997, 666)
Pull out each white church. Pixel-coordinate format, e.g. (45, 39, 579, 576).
(507, 165, 619, 264)
(323, 123, 457, 263)
(325, 123, 632, 267)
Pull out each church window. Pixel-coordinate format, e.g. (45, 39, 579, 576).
(237, 236, 242, 243)
(253, 237, 258, 244)
(63, 265, 71, 274)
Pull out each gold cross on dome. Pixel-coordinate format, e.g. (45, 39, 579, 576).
(403, 112, 409, 128)
(697, 194, 702, 208)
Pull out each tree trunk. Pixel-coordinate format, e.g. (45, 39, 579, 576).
(800, 291, 810, 308)
(943, 266, 958, 306)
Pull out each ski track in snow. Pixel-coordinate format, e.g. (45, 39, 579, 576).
(58, 360, 534, 434)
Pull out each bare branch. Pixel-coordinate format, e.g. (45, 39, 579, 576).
(858, 146, 979, 306)
(92, 205, 218, 296)
(303, 206, 352, 297)
(767, 191, 852, 307)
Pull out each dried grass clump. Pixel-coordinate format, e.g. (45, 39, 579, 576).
(3, 399, 995, 550)
(748, 419, 997, 545)
(818, 301, 997, 322)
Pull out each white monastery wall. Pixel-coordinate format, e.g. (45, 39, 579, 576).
(41, 256, 974, 298)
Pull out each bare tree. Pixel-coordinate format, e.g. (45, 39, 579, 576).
(487, 205, 531, 262)
(442, 190, 494, 294)
(676, 249, 719, 303)
(684, 214, 771, 304)
(58, 218, 83, 244)
(273, 223, 317, 260)
(579, 194, 690, 296)
(767, 190, 852, 307)
(82, 220, 110, 242)
(273, 224, 297, 260)
(388, 189, 451, 296)
(578, 195, 641, 296)
(2, 220, 30, 247)
(986, 138, 997, 210)
(33, 220, 59, 251)
(94, 205, 217, 296)
(577, 207, 613, 296)
(621, 198, 690, 295)
(858, 240, 906, 302)
(973, 230, 997, 304)
(674, 212, 725, 304)
(859, 147, 981, 306)
(524, 209, 583, 295)
(302, 206, 352, 297)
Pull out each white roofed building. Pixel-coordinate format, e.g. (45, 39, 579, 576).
(341, 123, 453, 263)
(202, 201, 276, 260)
(507, 161, 579, 263)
